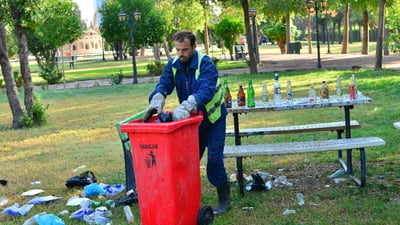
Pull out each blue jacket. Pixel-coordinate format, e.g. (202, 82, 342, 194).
(150, 50, 227, 120)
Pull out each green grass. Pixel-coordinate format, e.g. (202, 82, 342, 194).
(1, 66, 400, 224)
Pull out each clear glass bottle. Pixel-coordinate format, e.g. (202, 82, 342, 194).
(223, 80, 232, 108)
(273, 73, 281, 105)
(309, 83, 316, 102)
(247, 80, 255, 107)
(349, 74, 358, 100)
(286, 79, 293, 101)
(319, 81, 329, 99)
(237, 85, 246, 106)
(262, 81, 268, 102)
(336, 76, 342, 100)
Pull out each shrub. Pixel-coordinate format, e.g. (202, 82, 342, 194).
(14, 70, 23, 87)
(20, 93, 49, 127)
(39, 68, 63, 84)
(147, 60, 165, 76)
(110, 70, 124, 85)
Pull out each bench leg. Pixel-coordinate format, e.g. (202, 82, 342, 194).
(348, 147, 366, 187)
(236, 157, 244, 196)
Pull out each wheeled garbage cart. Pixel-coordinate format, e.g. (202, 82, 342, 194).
(120, 113, 214, 225)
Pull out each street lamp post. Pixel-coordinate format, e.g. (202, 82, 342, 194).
(307, 0, 327, 69)
(249, 8, 259, 64)
(326, 11, 331, 54)
(119, 9, 141, 84)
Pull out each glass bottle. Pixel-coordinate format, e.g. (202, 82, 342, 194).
(309, 83, 316, 102)
(262, 81, 268, 102)
(349, 74, 358, 100)
(237, 85, 246, 106)
(273, 73, 281, 105)
(319, 81, 329, 99)
(286, 79, 293, 101)
(336, 76, 342, 99)
(223, 80, 232, 108)
(247, 80, 255, 107)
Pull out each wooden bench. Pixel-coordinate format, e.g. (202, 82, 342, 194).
(234, 44, 248, 60)
(224, 137, 385, 195)
(226, 120, 361, 139)
(394, 122, 400, 129)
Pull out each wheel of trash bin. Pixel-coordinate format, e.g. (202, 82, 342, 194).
(197, 205, 214, 225)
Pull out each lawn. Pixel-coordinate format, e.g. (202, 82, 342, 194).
(0, 66, 399, 224)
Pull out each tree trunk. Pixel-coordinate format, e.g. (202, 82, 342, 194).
(0, 24, 24, 129)
(162, 41, 171, 59)
(285, 13, 290, 54)
(361, 10, 369, 55)
(153, 43, 161, 61)
(204, 21, 210, 55)
(307, 9, 312, 54)
(341, 3, 349, 54)
(241, 0, 257, 74)
(14, 25, 34, 116)
(375, 0, 386, 70)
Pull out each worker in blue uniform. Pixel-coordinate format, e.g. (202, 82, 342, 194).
(145, 30, 230, 215)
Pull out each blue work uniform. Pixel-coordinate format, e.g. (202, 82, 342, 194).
(149, 50, 228, 187)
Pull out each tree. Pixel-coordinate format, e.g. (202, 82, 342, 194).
(215, 17, 245, 60)
(27, 0, 82, 84)
(100, 0, 166, 61)
(7, 0, 39, 123)
(375, 0, 386, 70)
(0, 9, 24, 129)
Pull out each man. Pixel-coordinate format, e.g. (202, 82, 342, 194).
(145, 30, 230, 215)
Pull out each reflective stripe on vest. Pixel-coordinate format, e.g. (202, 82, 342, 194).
(172, 50, 223, 123)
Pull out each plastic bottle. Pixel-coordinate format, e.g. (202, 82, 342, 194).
(286, 79, 293, 101)
(336, 76, 342, 99)
(262, 81, 268, 102)
(247, 80, 255, 107)
(349, 74, 358, 99)
(273, 73, 281, 105)
(309, 83, 316, 102)
(223, 80, 232, 108)
(319, 81, 329, 99)
(296, 193, 305, 206)
(237, 85, 246, 106)
(123, 205, 134, 224)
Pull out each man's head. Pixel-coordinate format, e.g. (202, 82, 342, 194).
(173, 30, 196, 63)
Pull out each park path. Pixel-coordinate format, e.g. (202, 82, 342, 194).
(37, 53, 400, 91)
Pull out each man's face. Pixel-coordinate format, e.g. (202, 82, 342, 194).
(175, 38, 196, 63)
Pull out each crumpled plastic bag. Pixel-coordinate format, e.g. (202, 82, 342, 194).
(70, 207, 94, 220)
(2, 203, 34, 216)
(37, 214, 65, 225)
(101, 183, 125, 196)
(83, 183, 106, 197)
(27, 196, 62, 205)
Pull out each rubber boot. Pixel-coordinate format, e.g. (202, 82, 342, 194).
(213, 183, 231, 215)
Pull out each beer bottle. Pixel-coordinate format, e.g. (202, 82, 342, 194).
(224, 80, 232, 108)
(247, 80, 255, 107)
(273, 73, 281, 105)
(237, 85, 246, 106)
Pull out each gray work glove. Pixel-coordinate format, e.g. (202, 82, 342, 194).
(143, 93, 165, 122)
(172, 95, 197, 121)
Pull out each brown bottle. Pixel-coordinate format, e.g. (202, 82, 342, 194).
(237, 85, 246, 106)
(224, 80, 232, 108)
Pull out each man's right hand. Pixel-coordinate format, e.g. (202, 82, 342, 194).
(143, 93, 165, 122)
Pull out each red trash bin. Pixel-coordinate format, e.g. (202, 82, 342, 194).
(120, 114, 214, 225)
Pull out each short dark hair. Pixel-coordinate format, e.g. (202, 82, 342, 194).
(173, 30, 196, 46)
